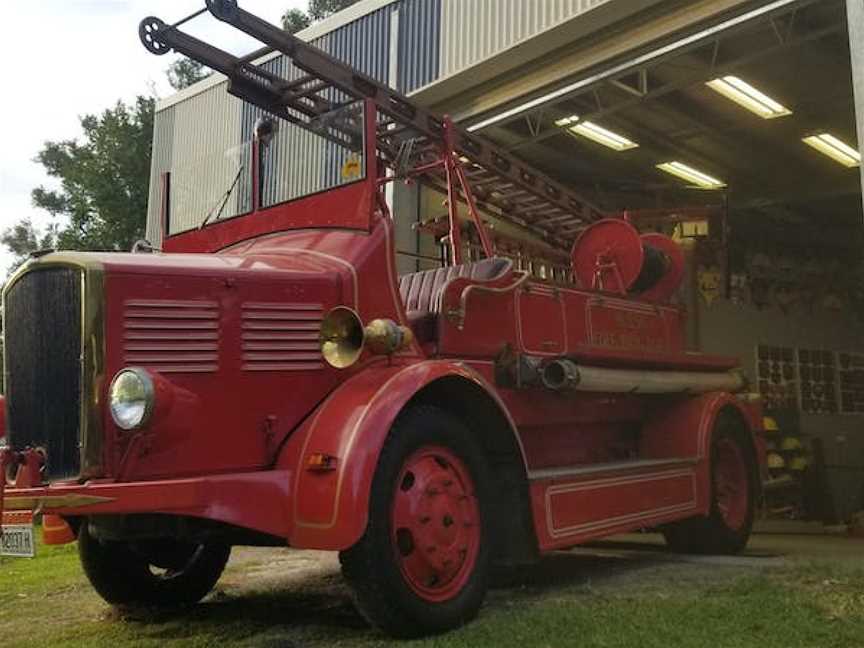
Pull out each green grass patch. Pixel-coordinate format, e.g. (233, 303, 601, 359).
(0, 530, 81, 600)
(1, 537, 862, 648)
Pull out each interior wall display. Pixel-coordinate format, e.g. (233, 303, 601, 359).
(756, 345, 798, 411)
(774, 284, 800, 314)
(798, 349, 837, 414)
(729, 272, 749, 305)
(838, 352, 864, 414)
(761, 413, 813, 520)
(697, 265, 723, 306)
(748, 278, 772, 309)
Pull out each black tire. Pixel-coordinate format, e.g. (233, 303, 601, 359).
(662, 415, 756, 555)
(340, 405, 492, 638)
(78, 524, 231, 608)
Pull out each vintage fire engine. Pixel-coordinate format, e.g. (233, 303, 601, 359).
(0, 1, 763, 637)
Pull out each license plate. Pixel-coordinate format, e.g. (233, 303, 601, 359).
(1, 512, 35, 558)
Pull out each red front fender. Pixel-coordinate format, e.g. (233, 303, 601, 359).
(278, 359, 520, 550)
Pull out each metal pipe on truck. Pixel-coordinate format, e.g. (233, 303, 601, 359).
(541, 359, 744, 394)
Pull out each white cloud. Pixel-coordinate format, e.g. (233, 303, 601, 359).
(0, 0, 306, 276)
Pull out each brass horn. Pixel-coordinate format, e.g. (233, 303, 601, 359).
(320, 307, 365, 369)
(320, 308, 415, 369)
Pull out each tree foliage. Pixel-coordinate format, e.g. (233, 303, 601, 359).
(0, 220, 59, 274)
(167, 58, 210, 90)
(308, 0, 361, 20)
(282, 0, 360, 32)
(27, 96, 154, 255)
(282, 8, 311, 33)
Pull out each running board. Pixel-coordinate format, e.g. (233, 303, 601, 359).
(527, 457, 697, 482)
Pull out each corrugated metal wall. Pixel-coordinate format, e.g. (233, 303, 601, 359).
(440, 0, 611, 77)
(398, 0, 441, 92)
(319, 7, 391, 188)
(147, 87, 245, 242)
(325, 6, 391, 80)
(240, 55, 326, 210)
(146, 107, 174, 242)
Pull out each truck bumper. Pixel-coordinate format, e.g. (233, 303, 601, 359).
(0, 468, 295, 541)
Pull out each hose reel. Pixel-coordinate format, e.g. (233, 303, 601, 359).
(571, 219, 684, 302)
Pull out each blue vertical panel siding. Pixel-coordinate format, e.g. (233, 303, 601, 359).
(318, 8, 390, 188)
(241, 49, 330, 209)
(398, 0, 441, 93)
(325, 7, 391, 82)
(239, 9, 391, 207)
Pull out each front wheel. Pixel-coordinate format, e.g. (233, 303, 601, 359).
(663, 416, 756, 554)
(340, 405, 492, 638)
(78, 524, 231, 608)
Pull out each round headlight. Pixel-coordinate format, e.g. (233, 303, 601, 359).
(109, 369, 155, 430)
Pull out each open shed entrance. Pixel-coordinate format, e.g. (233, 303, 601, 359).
(406, 0, 863, 526)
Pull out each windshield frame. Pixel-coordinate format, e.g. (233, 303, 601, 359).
(161, 99, 372, 243)
(159, 99, 379, 254)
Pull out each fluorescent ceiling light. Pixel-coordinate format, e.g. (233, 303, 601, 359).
(657, 161, 726, 189)
(554, 114, 638, 151)
(465, 0, 798, 132)
(802, 133, 861, 168)
(569, 121, 638, 151)
(706, 76, 791, 119)
(555, 115, 579, 127)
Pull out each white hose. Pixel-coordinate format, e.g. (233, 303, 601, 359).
(542, 359, 744, 394)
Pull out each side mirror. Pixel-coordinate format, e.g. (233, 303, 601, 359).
(131, 240, 157, 254)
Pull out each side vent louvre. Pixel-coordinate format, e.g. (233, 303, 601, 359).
(242, 302, 324, 372)
(123, 300, 220, 373)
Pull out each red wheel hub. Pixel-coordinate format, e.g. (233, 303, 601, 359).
(714, 438, 749, 531)
(391, 446, 481, 603)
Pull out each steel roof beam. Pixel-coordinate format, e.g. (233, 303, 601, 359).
(505, 18, 843, 155)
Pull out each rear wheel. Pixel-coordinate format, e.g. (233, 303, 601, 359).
(663, 417, 756, 554)
(78, 524, 231, 608)
(340, 405, 491, 637)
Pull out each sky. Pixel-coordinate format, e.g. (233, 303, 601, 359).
(0, 0, 306, 276)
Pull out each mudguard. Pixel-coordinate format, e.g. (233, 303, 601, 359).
(642, 391, 762, 515)
(278, 359, 523, 550)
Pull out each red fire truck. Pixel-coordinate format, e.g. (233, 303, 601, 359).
(0, 1, 763, 637)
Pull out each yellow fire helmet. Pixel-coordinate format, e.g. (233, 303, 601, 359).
(767, 452, 786, 469)
(763, 416, 780, 433)
(789, 456, 810, 471)
(781, 436, 803, 451)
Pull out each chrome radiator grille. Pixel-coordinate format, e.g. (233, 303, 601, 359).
(4, 267, 83, 480)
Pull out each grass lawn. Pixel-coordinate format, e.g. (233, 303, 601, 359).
(1, 531, 863, 648)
